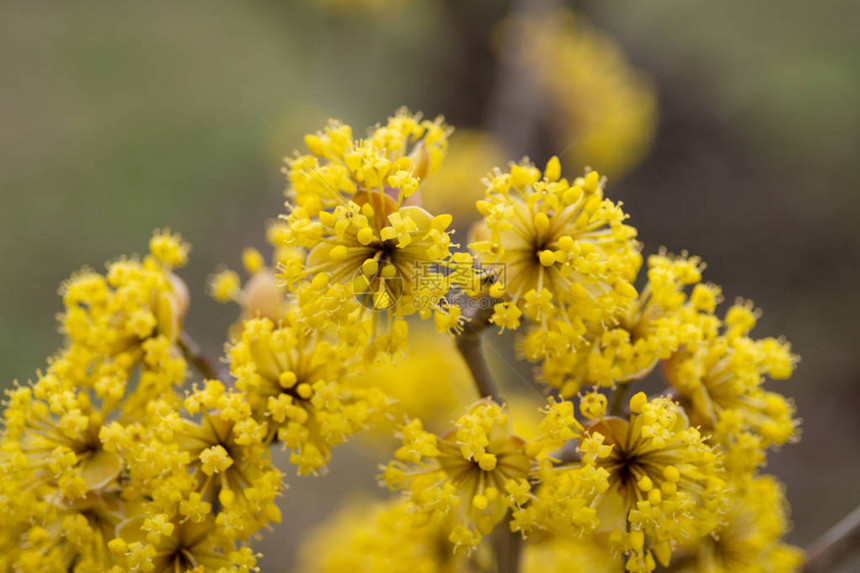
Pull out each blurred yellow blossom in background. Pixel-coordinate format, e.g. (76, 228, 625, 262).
(499, 8, 657, 179)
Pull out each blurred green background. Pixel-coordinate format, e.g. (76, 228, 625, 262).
(2, 0, 859, 570)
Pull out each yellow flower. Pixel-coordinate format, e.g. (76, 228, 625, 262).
(0, 232, 202, 572)
(674, 475, 804, 573)
(276, 109, 456, 345)
(228, 315, 392, 474)
(665, 300, 799, 448)
(149, 229, 190, 269)
(110, 514, 258, 573)
(471, 159, 640, 362)
(503, 398, 608, 538)
(382, 399, 536, 552)
(2, 378, 122, 503)
(590, 394, 726, 572)
(61, 229, 190, 357)
(498, 9, 657, 178)
(538, 252, 716, 396)
(0, 488, 126, 572)
(526, 393, 727, 573)
(176, 381, 283, 539)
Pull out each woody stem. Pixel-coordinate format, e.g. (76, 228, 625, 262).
(455, 299, 501, 403)
(453, 293, 519, 573)
(803, 503, 860, 573)
(610, 383, 632, 415)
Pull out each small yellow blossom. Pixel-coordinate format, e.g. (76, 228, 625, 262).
(665, 299, 799, 448)
(149, 228, 190, 269)
(539, 252, 715, 395)
(471, 160, 640, 366)
(276, 109, 456, 348)
(588, 395, 726, 571)
(228, 315, 392, 474)
(499, 9, 657, 178)
(382, 400, 536, 552)
(674, 475, 804, 573)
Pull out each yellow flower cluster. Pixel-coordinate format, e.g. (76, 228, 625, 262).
(0, 232, 271, 572)
(578, 394, 725, 572)
(302, 114, 799, 573)
(274, 109, 458, 356)
(0, 230, 394, 572)
(369, 147, 800, 569)
(499, 8, 657, 179)
(227, 313, 392, 474)
(102, 382, 279, 572)
(1, 108, 806, 573)
(470, 158, 641, 360)
(540, 252, 718, 396)
(57, 231, 190, 410)
(665, 300, 798, 450)
(674, 475, 804, 573)
(379, 387, 798, 573)
(381, 399, 538, 552)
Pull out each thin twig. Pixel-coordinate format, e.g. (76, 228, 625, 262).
(452, 293, 521, 573)
(803, 503, 860, 573)
(453, 294, 503, 403)
(494, 522, 522, 573)
(609, 383, 632, 415)
(486, 0, 564, 158)
(455, 326, 501, 403)
(177, 331, 221, 381)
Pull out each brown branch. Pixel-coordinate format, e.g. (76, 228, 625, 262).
(609, 383, 632, 416)
(454, 296, 502, 403)
(494, 522, 523, 573)
(486, 0, 564, 158)
(452, 293, 521, 573)
(456, 334, 501, 402)
(803, 503, 860, 573)
(177, 331, 221, 381)
(461, 7, 566, 570)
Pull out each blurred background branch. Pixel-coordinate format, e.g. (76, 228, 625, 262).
(486, 0, 562, 157)
(803, 504, 860, 573)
